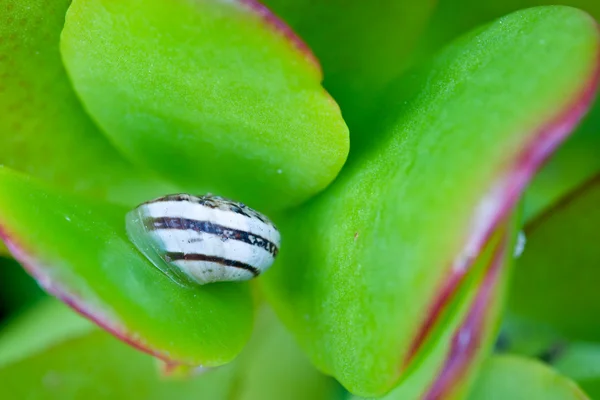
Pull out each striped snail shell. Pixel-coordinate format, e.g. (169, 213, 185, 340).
(126, 194, 280, 286)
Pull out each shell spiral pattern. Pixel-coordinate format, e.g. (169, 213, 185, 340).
(126, 194, 281, 286)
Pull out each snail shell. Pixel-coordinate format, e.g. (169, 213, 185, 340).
(126, 194, 280, 286)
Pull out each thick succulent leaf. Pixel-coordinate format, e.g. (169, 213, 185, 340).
(416, 2, 600, 221)
(0, 300, 340, 400)
(524, 99, 600, 221)
(352, 223, 515, 400)
(0, 167, 253, 367)
(260, 0, 435, 133)
(263, 7, 599, 396)
(510, 175, 600, 341)
(421, 234, 514, 400)
(60, 0, 349, 211)
(467, 355, 589, 400)
(0, 0, 174, 207)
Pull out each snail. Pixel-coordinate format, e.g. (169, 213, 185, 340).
(126, 194, 280, 286)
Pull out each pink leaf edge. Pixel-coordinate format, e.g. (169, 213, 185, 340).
(0, 226, 194, 367)
(236, 0, 322, 75)
(406, 48, 600, 365)
(423, 237, 507, 400)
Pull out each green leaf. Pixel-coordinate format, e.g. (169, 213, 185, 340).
(493, 317, 600, 398)
(415, 2, 600, 221)
(497, 313, 565, 358)
(495, 316, 600, 399)
(351, 221, 516, 399)
(0, 241, 10, 257)
(0, 300, 341, 400)
(260, 0, 435, 133)
(510, 175, 600, 341)
(60, 0, 349, 212)
(226, 306, 344, 400)
(0, 257, 46, 317)
(553, 342, 600, 399)
(0, 301, 237, 399)
(0, 0, 174, 206)
(524, 99, 600, 221)
(467, 355, 589, 400)
(0, 167, 253, 367)
(263, 7, 599, 396)
(0, 300, 94, 368)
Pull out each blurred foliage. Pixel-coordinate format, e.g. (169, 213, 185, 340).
(467, 355, 589, 400)
(0, 300, 343, 399)
(511, 175, 600, 342)
(0, 257, 45, 322)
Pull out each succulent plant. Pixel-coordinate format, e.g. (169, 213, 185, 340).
(1, 0, 599, 399)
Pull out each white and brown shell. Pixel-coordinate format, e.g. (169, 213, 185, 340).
(126, 194, 280, 286)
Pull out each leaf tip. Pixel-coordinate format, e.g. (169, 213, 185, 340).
(237, 0, 322, 75)
(0, 229, 181, 367)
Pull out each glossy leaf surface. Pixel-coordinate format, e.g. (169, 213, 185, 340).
(263, 7, 599, 396)
(0, 0, 173, 207)
(0, 167, 253, 367)
(61, 0, 349, 211)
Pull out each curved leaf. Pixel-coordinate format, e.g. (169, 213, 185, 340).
(416, 2, 600, 221)
(421, 234, 513, 400)
(263, 7, 599, 396)
(60, 0, 349, 211)
(467, 355, 589, 400)
(0, 0, 174, 207)
(353, 222, 516, 399)
(0, 167, 253, 367)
